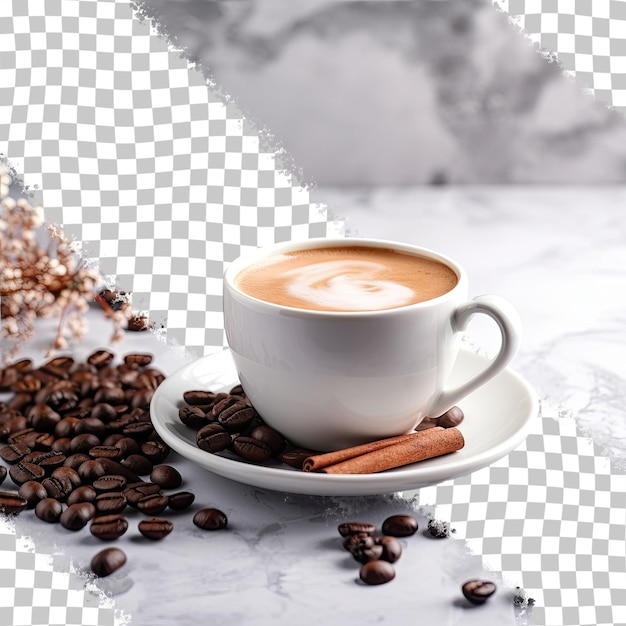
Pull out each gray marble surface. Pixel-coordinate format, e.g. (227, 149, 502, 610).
(3, 185, 626, 624)
(133, 0, 626, 185)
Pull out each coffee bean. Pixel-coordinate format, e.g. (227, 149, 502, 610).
(35, 498, 63, 523)
(50, 438, 71, 455)
(60, 502, 96, 530)
(436, 406, 464, 429)
(359, 560, 395, 585)
(102, 433, 125, 447)
(167, 491, 195, 511)
(87, 350, 115, 369)
(33, 432, 56, 450)
(343, 533, 375, 553)
(66, 485, 97, 506)
(91, 547, 127, 577)
(121, 421, 153, 441)
(0, 491, 28, 514)
(41, 476, 74, 501)
(140, 440, 169, 464)
(123, 482, 161, 507)
(229, 384, 246, 397)
(18, 480, 48, 508)
(94, 386, 125, 406)
(11, 375, 41, 393)
(213, 399, 257, 434)
(127, 314, 151, 331)
(7, 393, 32, 412)
(55, 417, 79, 438)
(179, 406, 210, 430)
(112, 437, 140, 458)
(136, 493, 168, 516)
(352, 544, 383, 564)
(138, 517, 173, 540)
(26, 404, 61, 431)
(8, 428, 39, 448)
(91, 403, 117, 423)
(278, 448, 317, 470)
(94, 491, 127, 515)
(75, 418, 108, 439)
(0, 465, 7, 486)
(124, 353, 153, 367)
(9, 461, 46, 485)
(150, 465, 181, 490)
(63, 453, 91, 471)
(98, 458, 142, 484)
(69, 433, 101, 454)
(462, 580, 497, 605)
(0, 442, 30, 464)
(129, 389, 154, 411)
(381, 515, 418, 537)
(196, 423, 231, 453)
(50, 466, 81, 489)
(231, 436, 272, 463)
(247, 425, 285, 456)
(376, 536, 402, 563)
(90, 514, 129, 540)
(89, 445, 123, 460)
(25, 450, 66, 471)
(78, 460, 107, 483)
(338, 522, 376, 538)
(193, 508, 227, 531)
(92, 475, 128, 493)
(183, 390, 217, 406)
(120, 454, 153, 476)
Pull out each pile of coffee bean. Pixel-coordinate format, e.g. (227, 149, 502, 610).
(179, 388, 304, 465)
(0, 351, 228, 578)
(337, 514, 497, 604)
(338, 514, 418, 585)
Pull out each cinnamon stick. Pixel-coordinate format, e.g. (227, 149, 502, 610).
(302, 432, 420, 473)
(304, 427, 464, 475)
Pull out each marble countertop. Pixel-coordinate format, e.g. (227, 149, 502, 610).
(3, 185, 626, 625)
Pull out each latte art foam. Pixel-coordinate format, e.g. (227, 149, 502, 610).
(235, 246, 458, 312)
(284, 260, 416, 310)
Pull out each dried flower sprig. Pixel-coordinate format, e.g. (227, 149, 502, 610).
(0, 165, 129, 362)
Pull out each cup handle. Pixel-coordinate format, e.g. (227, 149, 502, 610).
(427, 295, 522, 418)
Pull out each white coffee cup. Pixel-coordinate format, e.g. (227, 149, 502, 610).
(223, 238, 521, 451)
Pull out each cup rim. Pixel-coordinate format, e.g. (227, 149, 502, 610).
(223, 237, 469, 316)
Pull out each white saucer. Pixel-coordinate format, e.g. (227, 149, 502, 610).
(150, 348, 538, 497)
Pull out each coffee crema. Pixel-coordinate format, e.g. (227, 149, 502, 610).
(234, 246, 458, 311)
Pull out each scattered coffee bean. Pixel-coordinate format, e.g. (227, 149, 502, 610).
(113, 437, 140, 458)
(213, 399, 257, 434)
(67, 485, 97, 506)
(87, 350, 115, 369)
(98, 458, 143, 484)
(167, 491, 195, 511)
(120, 454, 153, 476)
(18, 480, 47, 509)
(122, 482, 161, 507)
(193, 508, 227, 531)
(41, 476, 74, 501)
(436, 406, 464, 429)
(359, 560, 395, 585)
(90, 514, 129, 540)
(9, 461, 45, 486)
(94, 491, 127, 515)
(92, 475, 128, 493)
(247, 425, 285, 456)
(138, 517, 173, 540)
(60, 502, 96, 531)
(136, 493, 169, 516)
(180, 406, 211, 430)
(35, 498, 63, 523)
(376, 536, 402, 563)
(63, 453, 91, 471)
(462, 580, 497, 605)
(352, 544, 384, 564)
(150, 465, 182, 490)
(381, 515, 418, 537)
(0, 466, 5, 485)
(124, 353, 153, 367)
(0, 491, 28, 514)
(343, 533, 375, 553)
(0, 442, 30, 463)
(196, 423, 231, 453)
(183, 390, 217, 406)
(231, 436, 273, 463)
(338, 522, 376, 537)
(91, 547, 127, 577)
(78, 460, 107, 483)
(140, 441, 169, 464)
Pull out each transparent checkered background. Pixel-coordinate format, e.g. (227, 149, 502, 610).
(0, 0, 330, 358)
(494, 0, 626, 111)
(2, 1, 626, 625)
(420, 402, 626, 626)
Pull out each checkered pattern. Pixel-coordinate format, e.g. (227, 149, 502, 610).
(494, 0, 626, 111)
(0, 0, 331, 359)
(420, 400, 626, 626)
(0, 518, 128, 626)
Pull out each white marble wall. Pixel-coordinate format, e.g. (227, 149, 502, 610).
(133, 0, 626, 185)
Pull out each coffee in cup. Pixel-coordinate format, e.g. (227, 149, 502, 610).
(223, 238, 521, 451)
